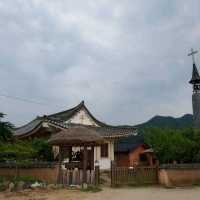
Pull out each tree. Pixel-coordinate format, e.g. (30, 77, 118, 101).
(0, 113, 13, 142)
(143, 127, 199, 164)
(31, 139, 54, 161)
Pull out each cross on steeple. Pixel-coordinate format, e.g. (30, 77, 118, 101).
(188, 48, 198, 64)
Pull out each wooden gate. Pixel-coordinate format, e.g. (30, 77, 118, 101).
(111, 162, 158, 186)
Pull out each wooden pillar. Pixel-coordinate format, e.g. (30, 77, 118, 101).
(57, 146, 63, 184)
(91, 146, 94, 170)
(69, 146, 72, 162)
(111, 160, 116, 187)
(83, 145, 88, 184)
(94, 165, 100, 185)
(149, 154, 153, 166)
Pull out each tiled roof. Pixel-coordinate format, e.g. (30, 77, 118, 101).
(13, 118, 43, 136)
(13, 101, 137, 138)
(114, 135, 145, 152)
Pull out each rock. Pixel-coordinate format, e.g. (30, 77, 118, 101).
(8, 182, 15, 192)
(75, 185, 81, 189)
(30, 181, 43, 188)
(47, 184, 57, 189)
(56, 184, 63, 189)
(82, 183, 88, 189)
(24, 182, 32, 189)
(2, 180, 10, 189)
(0, 184, 6, 192)
(16, 181, 25, 191)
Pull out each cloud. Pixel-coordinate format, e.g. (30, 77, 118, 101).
(0, 0, 199, 126)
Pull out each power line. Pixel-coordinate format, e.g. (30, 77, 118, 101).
(0, 92, 50, 106)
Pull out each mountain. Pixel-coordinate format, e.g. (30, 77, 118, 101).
(116, 114, 193, 150)
(137, 114, 193, 129)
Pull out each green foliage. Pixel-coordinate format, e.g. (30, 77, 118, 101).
(10, 176, 42, 184)
(0, 113, 14, 142)
(144, 127, 200, 164)
(0, 139, 54, 162)
(31, 139, 54, 161)
(0, 176, 5, 183)
(0, 112, 53, 162)
(0, 140, 37, 162)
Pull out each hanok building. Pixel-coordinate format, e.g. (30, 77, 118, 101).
(14, 101, 137, 170)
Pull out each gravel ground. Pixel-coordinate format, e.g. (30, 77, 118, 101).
(1, 186, 200, 200)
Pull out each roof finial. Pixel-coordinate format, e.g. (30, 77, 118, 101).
(188, 48, 198, 64)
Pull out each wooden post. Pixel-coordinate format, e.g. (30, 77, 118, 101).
(95, 165, 100, 185)
(111, 160, 116, 187)
(83, 145, 88, 185)
(91, 146, 94, 170)
(57, 146, 63, 184)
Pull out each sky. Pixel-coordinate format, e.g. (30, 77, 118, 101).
(0, 0, 200, 126)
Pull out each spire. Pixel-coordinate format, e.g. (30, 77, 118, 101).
(189, 63, 200, 84)
(188, 48, 200, 84)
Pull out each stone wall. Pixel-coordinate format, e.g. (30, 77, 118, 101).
(0, 164, 59, 183)
(159, 164, 200, 187)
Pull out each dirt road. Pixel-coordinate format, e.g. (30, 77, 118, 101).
(1, 187, 200, 200)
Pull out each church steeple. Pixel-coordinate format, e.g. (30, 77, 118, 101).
(189, 63, 200, 84)
(188, 48, 200, 92)
(188, 48, 200, 127)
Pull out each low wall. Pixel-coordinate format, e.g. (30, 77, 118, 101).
(0, 163, 59, 183)
(159, 164, 200, 187)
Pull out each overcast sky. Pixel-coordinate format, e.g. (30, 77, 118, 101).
(0, 0, 200, 126)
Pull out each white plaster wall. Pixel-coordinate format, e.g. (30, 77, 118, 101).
(94, 140, 114, 170)
(62, 107, 115, 170)
(66, 108, 98, 126)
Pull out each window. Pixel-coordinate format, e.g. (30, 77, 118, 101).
(101, 143, 108, 158)
(139, 154, 147, 162)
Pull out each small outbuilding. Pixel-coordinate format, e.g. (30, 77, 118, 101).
(114, 135, 157, 167)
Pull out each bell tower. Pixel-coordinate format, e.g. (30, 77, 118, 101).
(188, 48, 200, 127)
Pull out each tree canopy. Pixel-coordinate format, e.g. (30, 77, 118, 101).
(144, 127, 200, 164)
(0, 112, 13, 142)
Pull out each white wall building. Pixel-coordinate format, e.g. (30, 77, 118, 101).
(14, 101, 137, 170)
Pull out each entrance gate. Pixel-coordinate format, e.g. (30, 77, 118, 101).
(111, 162, 158, 187)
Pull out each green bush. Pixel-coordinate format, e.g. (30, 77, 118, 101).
(144, 127, 200, 164)
(0, 184, 6, 191)
(11, 176, 42, 184)
(0, 175, 42, 184)
(0, 138, 54, 162)
(31, 139, 54, 161)
(0, 176, 5, 183)
(0, 113, 14, 142)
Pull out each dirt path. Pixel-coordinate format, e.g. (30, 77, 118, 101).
(0, 189, 88, 200)
(85, 187, 200, 200)
(1, 187, 200, 200)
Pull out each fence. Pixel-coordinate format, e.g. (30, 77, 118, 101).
(111, 162, 158, 186)
(61, 166, 100, 186)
